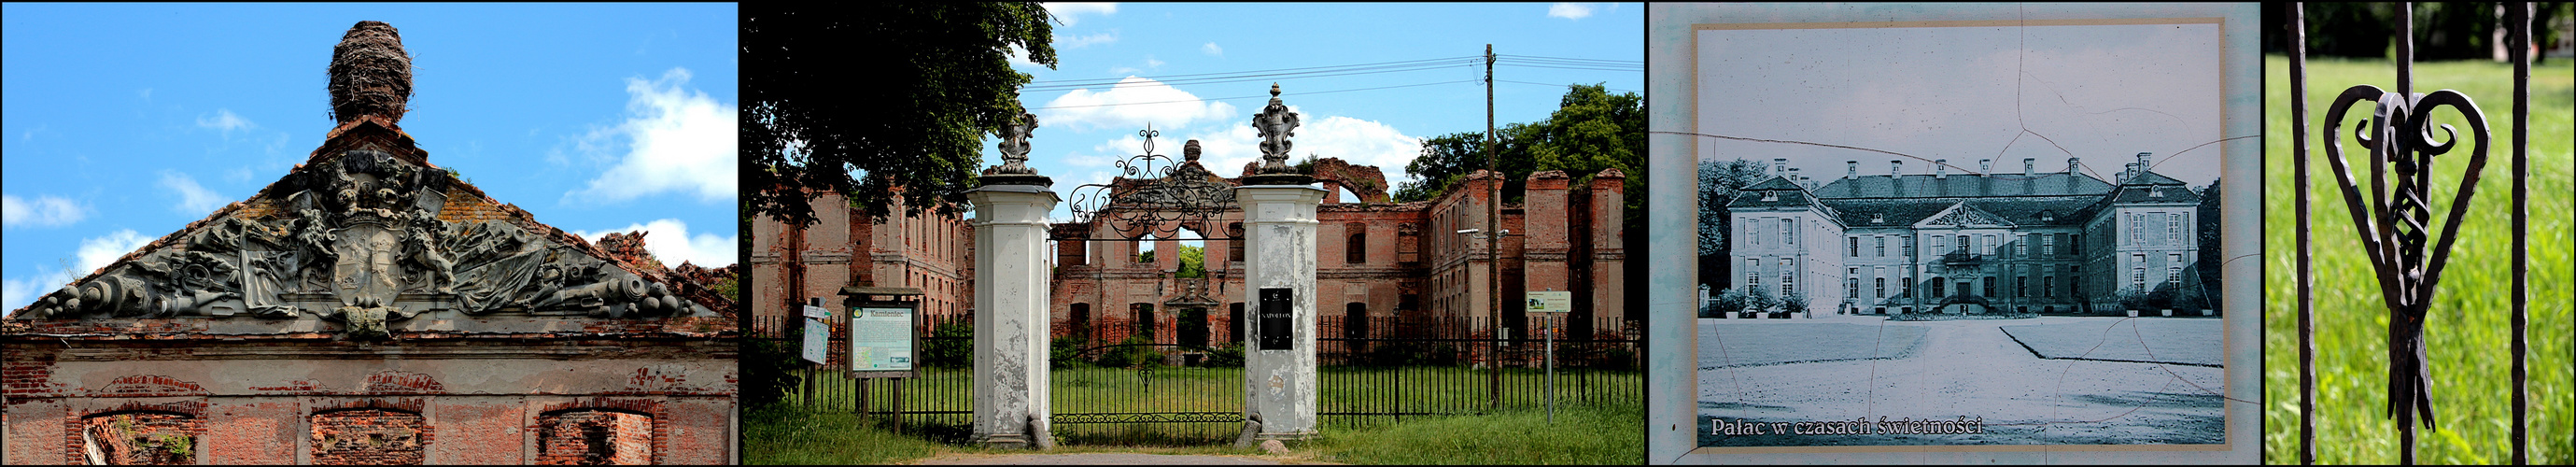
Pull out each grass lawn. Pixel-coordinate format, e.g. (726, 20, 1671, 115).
(2262, 54, 2573, 465)
(1305, 403, 1644, 465)
(775, 364, 1642, 446)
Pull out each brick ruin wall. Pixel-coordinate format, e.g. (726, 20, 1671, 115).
(308, 409, 429, 465)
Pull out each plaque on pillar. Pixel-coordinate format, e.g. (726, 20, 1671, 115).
(1258, 288, 1294, 350)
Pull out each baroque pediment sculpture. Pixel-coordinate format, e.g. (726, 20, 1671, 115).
(10, 21, 715, 337)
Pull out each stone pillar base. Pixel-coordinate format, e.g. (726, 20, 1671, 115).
(1254, 431, 1316, 442)
(973, 433, 1033, 449)
(2126, 310, 2139, 318)
(2161, 309, 2173, 317)
(1725, 312, 1738, 319)
(2203, 309, 2215, 316)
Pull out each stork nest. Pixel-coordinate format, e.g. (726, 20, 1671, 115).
(328, 21, 414, 125)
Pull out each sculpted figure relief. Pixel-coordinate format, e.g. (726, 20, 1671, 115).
(13, 149, 703, 332)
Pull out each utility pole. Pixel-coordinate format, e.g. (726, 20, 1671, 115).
(1485, 43, 1501, 411)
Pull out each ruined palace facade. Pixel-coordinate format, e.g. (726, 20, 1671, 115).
(2, 21, 735, 465)
(1724, 154, 2208, 316)
(750, 157, 1630, 347)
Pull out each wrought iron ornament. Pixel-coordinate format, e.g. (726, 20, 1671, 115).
(1064, 126, 1239, 240)
(2318, 85, 2490, 435)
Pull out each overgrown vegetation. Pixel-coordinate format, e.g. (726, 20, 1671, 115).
(921, 319, 975, 369)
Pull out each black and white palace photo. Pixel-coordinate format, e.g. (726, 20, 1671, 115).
(1687, 13, 2231, 446)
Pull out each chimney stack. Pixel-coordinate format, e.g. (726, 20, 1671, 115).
(1846, 161, 1858, 179)
(2065, 157, 2082, 174)
(1934, 159, 1948, 179)
(1774, 158, 1788, 177)
(1890, 160, 1903, 177)
(1978, 159, 1992, 174)
(2023, 158, 2035, 176)
(2135, 152, 2153, 172)
(1787, 167, 1802, 186)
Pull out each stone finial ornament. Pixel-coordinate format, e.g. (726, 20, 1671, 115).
(1184, 139, 1203, 163)
(329, 21, 415, 125)
(993, 112, 1038, 175)
(1252, 83, 1301, 175)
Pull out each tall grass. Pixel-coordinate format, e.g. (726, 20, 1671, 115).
(2262, 54, 2574, 464)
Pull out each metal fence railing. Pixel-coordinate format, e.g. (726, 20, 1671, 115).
(755, 311, 1644, 444)
(2288, 3, 2533, 464)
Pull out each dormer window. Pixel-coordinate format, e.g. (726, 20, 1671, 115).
(1870, 213, 1883, 224)
(2040, 210, 2054, 221)
(2149, 186, 2162, 198)
(1762, 190, 1779, 201)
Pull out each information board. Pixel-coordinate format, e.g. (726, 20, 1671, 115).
(799, 318, 829, 364)
(850, 306, 915, 372)
(1526, 290, 1573, 313)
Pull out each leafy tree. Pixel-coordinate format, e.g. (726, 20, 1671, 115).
(1781, 290, 1809, 315)
(1393, 83, 1640, 209)
(1702, 287, 1749, 318)
(2195, 180, 2223, 313)
(1175, 245, 1205, 278)
(739, 335, 805, 410)
(1696, 158, 1771, 290)
(742, 3, 1058, 227)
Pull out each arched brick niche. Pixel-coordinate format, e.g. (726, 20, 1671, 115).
(309, 408, 429, 465)
(78, 411, 201, 465)
(533, 409, 655, 465)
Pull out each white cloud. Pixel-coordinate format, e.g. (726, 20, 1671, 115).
(1037, 77, 1240, 133)
(563, 67, 739, 205)
(1043, 3, 1117, 25)
(1293, 115, 1425, 178)
(1059, 30, 1119, 49)
(1202, 42, 1223, 57)
(3, 194, 85, 228)
(1144, 56, 1164, 69)
(1549, 3, 1595, 20)
(158, 171, 228, 215)
(5, 229, 152, 314)
(1070, 107, 1422, 187)
(137, 88, 153, 101)
(572, 219, 738, 268)
(195, 108, 255, 135)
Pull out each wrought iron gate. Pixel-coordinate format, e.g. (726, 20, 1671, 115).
(2286, 3, 2538, 464)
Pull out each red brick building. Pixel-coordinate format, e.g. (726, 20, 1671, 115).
(749, 156, 1627, 347)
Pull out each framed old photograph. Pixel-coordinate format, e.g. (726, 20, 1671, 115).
(1645, 4, 2261, 463)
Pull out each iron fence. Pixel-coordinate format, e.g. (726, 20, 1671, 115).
(2289, 3, 2533, 464)
(754, 312, 1644, 444)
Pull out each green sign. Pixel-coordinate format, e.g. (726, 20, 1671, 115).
(850, 307, 915, 372)
(1527, 290, 1573, 313)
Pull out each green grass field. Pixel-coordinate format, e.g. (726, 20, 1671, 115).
(751, 365, 1643, 463)
(2262, 54, 2574, 465)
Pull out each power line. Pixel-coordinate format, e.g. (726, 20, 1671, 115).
(1021, 60, 1478, 92)
(1496, 79, 1636, 94)
(1029, 79, 1478, 110)
(1022, 56, 1481, 90)
(1496, 53, 1640, 64)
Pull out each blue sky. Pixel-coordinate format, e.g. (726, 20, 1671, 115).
(2, 3, 738, 313)
(992, 3, 1644, 224)
(1692, 19, 2225, 188)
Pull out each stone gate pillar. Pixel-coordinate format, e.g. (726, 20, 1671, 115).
(1236, 182, 1325, 439)
(969, 114, 1058, 449)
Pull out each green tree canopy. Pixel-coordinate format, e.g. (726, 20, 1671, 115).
(742, 3, 1058, 227)
(1393, 83, 1642, 208)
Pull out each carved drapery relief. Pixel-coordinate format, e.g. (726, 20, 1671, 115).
(16, 149, 702, 333)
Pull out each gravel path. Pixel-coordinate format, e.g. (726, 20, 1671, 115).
(1999, 318, 2223, 366)
(1697, 316, 2226, 446)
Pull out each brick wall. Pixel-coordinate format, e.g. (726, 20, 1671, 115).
(81, 412, 199, 465)
(309, 409, 428, 465)
(532, 410, 653, 465)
